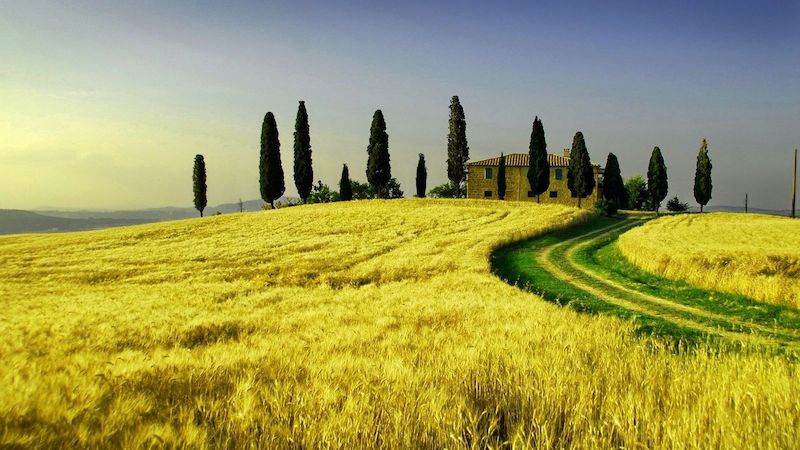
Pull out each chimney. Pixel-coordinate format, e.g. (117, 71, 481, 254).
(563, 148, 570, 158)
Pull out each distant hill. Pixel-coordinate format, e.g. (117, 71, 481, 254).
(2, 198, 297, 235)
(36, 198, 285, 221)
(0, 210, 151, 235)
(687, 205, 793, 217)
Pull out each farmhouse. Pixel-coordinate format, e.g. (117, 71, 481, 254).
(466, 149, 604, 206)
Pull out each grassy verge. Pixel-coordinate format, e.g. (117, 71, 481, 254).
(491, 217, 709, 345)
(492, 215, 800, 355)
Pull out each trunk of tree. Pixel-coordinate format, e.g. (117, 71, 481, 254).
(537, 194, 540, 203)
(270, 200, 275, 209)
(578, 197, 582, 208)
(700, 204, 704, 213)
(200, 211, 203, 218)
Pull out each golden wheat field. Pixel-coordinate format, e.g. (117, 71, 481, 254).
(1, 199, 799, 449)
(618, 212, 800, 309)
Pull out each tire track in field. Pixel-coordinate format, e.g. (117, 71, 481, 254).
(536, 219, 800, 350)
(568, 227, 800, 342)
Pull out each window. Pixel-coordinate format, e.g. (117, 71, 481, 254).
(549, 191, 558, 198)
(555, 168, 563, 180)
(484, 190, 493, 198)
(527, 191, 534, 198)
(485, 167, 493, 179)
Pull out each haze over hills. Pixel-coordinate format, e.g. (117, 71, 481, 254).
(0, 197, 296, 234)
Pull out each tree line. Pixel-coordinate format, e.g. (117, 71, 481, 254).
(192, 96, 474, 215)
(192, 97, 712, 217)
(601, 138, 712, 216)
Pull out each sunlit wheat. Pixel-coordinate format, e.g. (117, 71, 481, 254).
(618, 212, 800, 308)
(0, 200, 798, 448)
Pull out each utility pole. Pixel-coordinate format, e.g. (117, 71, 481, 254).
(745, 193, 748, 214)
(792, 148, 797, 219)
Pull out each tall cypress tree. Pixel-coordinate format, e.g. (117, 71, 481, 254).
(527, 116, 549, 203)
(497, 153, 507, 200)
(293, 100, 313, 203)
(567, 132, 595, 208)
(192, 154, 207, 217)
(693, 138, 713, 213)
(647, 146, 669, 215)
(366, 109, 391, 198)
(416, 153, 427, 198)
(339, 164, 352, 201)
(259, 112, 285, 209)
(447, 96, 469, 197)
(602, 153, 625, 208)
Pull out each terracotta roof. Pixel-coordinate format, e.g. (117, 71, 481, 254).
(468, 153, 572, 167)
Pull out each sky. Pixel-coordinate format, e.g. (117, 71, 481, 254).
(1, 0, 798, 210)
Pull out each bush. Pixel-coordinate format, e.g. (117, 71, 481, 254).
(666, 196, 689, 212)
(594, 198, 619, 217)
(428, 182, 460, 199)
(350, 178, 404, 199)
(309, 180, 340, 203)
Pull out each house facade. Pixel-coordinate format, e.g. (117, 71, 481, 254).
(466, 149, 603, 207)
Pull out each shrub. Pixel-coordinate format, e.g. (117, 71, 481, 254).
(594, 198, 618, 217)
(428, 182, 460, 199)
(666, 196, 689, 212)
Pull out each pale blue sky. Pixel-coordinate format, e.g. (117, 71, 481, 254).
(1, 1, 798, 209)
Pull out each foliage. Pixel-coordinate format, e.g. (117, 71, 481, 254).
(446, 96, 469, 197)
(619, 213, 800, 307)
(647, 146, 668, 214)
(350, 180, 373, 200)
(415, 154, 427, 198)
(349, 178, 403, 200)
(666, 196, 689, 212)
(497, 153, 507, 200)
(567, 131, 596, 208)
(1, 202, 799, 448)
(593, 198, 618, 217)
(602, 153, 626, 208)
(527, 116, 550, 202)
(366, 110, 391, 198)
(192, 154, 207, 217)
(694, 138, 713, 212)
(428, 182, 460, 198)
(339, 164, 352, 201)
(624, 176, 648, 210)
(293, 101, 313, 203)
(308, 180, 340, 204)
(259, 112, 285, 209)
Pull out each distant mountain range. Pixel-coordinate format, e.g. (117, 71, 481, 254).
(1, 200, 793, 235)
(0, 198, 294, 235)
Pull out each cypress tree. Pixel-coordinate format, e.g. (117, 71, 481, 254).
(527, 116, 549, 202)
(339, 164, 352, 201)
(602, 152, 625, 208)
(693, 138, 713, 213)
(259, 112, 285, 209)
(366, 109, 391, 198)
(647, 146, 669, 215)
(497, 153, 507, 200)
(446, 96, 469, 197)
(192, 154, 207, 217)
(567, 132, 595, 208)
(293, 100, 313, 203)
(416, 153, 427, 198)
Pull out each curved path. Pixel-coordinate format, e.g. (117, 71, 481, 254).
(493, 217, 800, 353)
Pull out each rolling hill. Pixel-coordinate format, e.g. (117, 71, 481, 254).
(1, 200, 797, 448)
